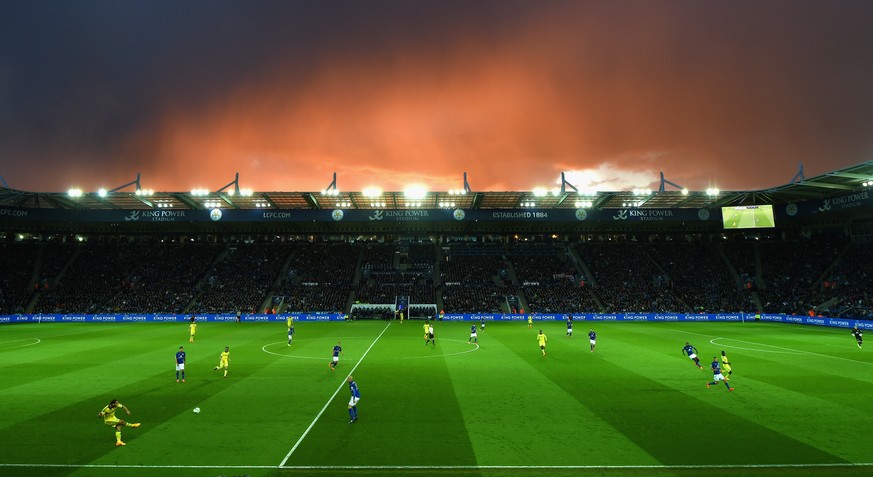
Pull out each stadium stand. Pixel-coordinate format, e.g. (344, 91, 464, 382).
(1, 228, 870, 319)
(278, 242, 358, 313)
(191, 241, 292, 314)
(757, 236, 846, 315)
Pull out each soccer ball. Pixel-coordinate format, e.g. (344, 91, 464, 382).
(193, 407, 201, 414)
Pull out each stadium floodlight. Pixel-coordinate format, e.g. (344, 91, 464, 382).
(559, 172, 579, 194)
(404, 184, 428, 200)
(321, 172, 341, 196)
(462, 172, 472, 194)
(362, 186, 382, 198)
(216, 172, 254, 197)
(658, 171, 686, 193)
(67, 188, 83, 198)
(107, 173, 144, 195)
(532, 187, 548, 197)
(97, 188, 108, 198)
(706, 188, 720, 197)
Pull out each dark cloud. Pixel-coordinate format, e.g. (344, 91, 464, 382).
(1, 1, 872, 193)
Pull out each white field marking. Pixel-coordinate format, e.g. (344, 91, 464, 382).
(263, 338, 479, 360)
(710, 338, 806, 355)
(0, 338, 41, 349)
(404, 339, 479, 360)
(671, 328, 872, 366)
(2, 463, 872, 470)
(261, 343, 329, 360)
(278, 322, 391, 467)
(261, 336, 377, 359)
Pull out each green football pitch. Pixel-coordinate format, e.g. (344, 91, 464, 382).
(722, 206, 775, 229)
(1, 320, 871, 477)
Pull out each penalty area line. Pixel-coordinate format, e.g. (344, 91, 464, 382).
(278, 322, 392, 467)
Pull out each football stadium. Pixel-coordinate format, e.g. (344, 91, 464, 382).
(1, 163, 873, 477)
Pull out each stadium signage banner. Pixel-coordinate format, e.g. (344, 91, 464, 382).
(0, 313, 344, 323)
(776, 190, 873, 219)
(434, 313, 870, 328)
(0, 205, 716, 223)
(0, 312, 868, 328)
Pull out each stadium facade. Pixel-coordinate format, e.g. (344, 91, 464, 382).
(1, 162, 872, 321)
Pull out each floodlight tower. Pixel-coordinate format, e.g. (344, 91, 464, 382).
(322, 172, 340, 196)
(559, 172, 578, 194)
(658, 171, 687, 194)
(790, 162, 806, 184)
(0, 175, 9, 189)
(108, 173, 143, 194)
(216, 172, 241, 196)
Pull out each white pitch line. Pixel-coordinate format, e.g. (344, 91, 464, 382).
(671, 328, 872, 366)
(278, 322, 392, 467)
(0, 338, 41, 349)
(403, 339, 479, 360)
(2, 463, 871, 470)
(710, 338, 805, 355)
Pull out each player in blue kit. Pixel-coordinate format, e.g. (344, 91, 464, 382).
(347, 375, 361, 423)
(588, 329, 596, 352)
(706, 357, 734, 392)
(469, 324, 478, 344)
(682, 342, 702, 368)
(329, 342, 343, 371)
(175, 346, 186, 382)
(566, 316, 573, 337)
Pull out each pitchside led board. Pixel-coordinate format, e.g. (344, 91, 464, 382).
(721, 204, 776, 229)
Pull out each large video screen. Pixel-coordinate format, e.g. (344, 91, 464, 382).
(721, 205, 775, 229)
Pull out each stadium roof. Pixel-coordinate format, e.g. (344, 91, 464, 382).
(1, 161, 872, 211)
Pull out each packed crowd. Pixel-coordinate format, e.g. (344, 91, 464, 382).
(441, 243, 515, 312)
(509, 243, 599, 313)
(575, 242, 688, 313)
(192, 243, 292, 313)
(811, 242, 873, 316)
(0, 242, 38, 314)
(2, 235, 869, 317)
(648, 242, 755, 313)
(757, 236, 846, 314)
(354, 243, 436, 306)
(279, 242, 358, 312)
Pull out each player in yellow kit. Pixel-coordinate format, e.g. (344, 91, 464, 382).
(721, 350, 732, 378)
(423, 321, 430, 344)
(188, 316, 197, 343)
(98, 399, 140, 446)
(537, 329, 548, 356)
(213, 346, 230, 378)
